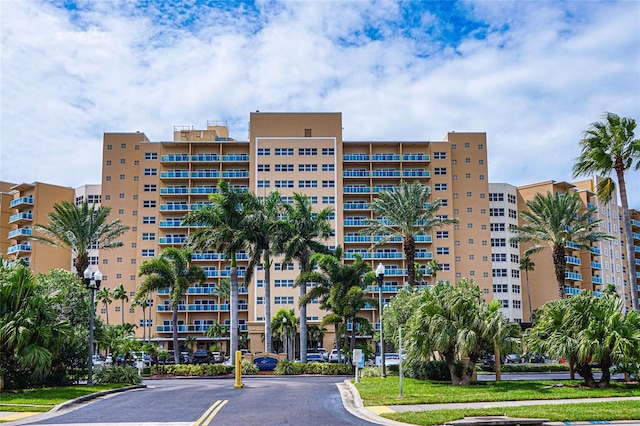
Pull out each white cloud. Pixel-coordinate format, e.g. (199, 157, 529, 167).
(1, 0, 639, 205)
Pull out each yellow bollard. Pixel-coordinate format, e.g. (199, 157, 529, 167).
(234, 350, 244, 388)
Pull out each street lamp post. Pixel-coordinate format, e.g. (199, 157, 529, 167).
(83, 267, 102, 386)
(376, 263, 386, 378)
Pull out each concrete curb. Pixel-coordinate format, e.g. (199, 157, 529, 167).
(338, 379, 411, 426)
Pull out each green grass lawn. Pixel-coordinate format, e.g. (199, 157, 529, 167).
(356, 378, 640, 425)
(0, 384, 126, 413)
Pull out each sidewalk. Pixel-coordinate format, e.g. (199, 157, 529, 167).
(339, 379, 640, 426)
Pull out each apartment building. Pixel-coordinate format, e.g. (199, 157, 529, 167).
(0, 182, 17, 259)
(99, 112, 494, 353)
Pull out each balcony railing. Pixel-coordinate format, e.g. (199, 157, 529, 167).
(159, 236, 187, 244)
(7, 244, 31, 255)
(374, 252, 402, 259)
(415, 235, 433, 243)
(157, 305, 186, 312)
(372, 154, 400, 161)
(160, 187, 189, 195)
(343, 154, 370, 161)
(159, 204, 189, 211)
(161, 154, 189, 162)
(415, 252, 434, 259)
(343, 170, 370, 177)
(365, 285, 400, 293)
(191, 171, 220, 178)
(222, 154, 249, 162)
(344, 252, 372, 259)
(190, 203, 213, 211)
(373, 186, 397, 193)
(592, 276, 603, 284)
(632, 219, 640, 227)
(374, 235, 402, 242)
(159, 220, 186, 228)
(191, 154, 220, 162)
(344, 203, 370, 210)
(564, 287, 582, 296)
(565, 271, 583, 280)
(344, 219, 366, 226)
(191, 187, 217, 194)
(590, 261, 602, 269)
(187, 287, 216, 294)
(221, 171, 249, 178)
(344, 235, 371, 243)
(590, 247, 601, 255)
(402, 170, 430, 178)
(160, 171, 189, 178)
(344, 186, 371, 193)
(8, 228, 32, 239)
(10, 196, 34, 208)
(192, 253, 221, 260)
(9, 213, 33, 223)
(372, 170, 400, 177)
(565, 256, 581, 265)
(402, 154, 430, 161)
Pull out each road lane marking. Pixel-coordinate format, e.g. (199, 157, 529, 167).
(194, 400, 228, 426)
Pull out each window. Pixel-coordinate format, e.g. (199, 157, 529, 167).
(275, 148, 294, 156)
(258, 180, 270, 188)
(492, 253, 507, 262)
(107, 145, 112, 150)
(434, 183, 447, 191)
(491, 238, 506, 247)
(106, 160, 112, 165)
(257, 164, 270, 172)
(257, 148, 270, 156)
(464, 142, 470, 148)
(118, 209, 124, 214)
(143, 200, 157, 208)
(119, 174, 125, 180)
(441, 199, 448, 206)
(490, 223, 505, 232)
(493, 284, 508, 292)
(433, 152, 446, 159)
(322, 148, 335, 156)
(275, 180, 294, 188)
(508, 194, 516, 204)
(511, 269, 520, 278)
(322, 164, 335, 172)
(493, 269, 508, 277)
(441, 263, 450, 271)
(512, 284, 521, 293)
(465, 173, 471, 179)
(436, 231, 449, 239)
(121, 143, 127, 148)
(299, 148, 317, 155)
(466, 192, 472, 197)
(142, 249, 155, 257)
(508, 209, 517, 219)
(468, 238, 474, 244)
(299, 164, 317, 172)
(513, 300, 522, 309)
(304, 129, 312, 137)
(143, 184, 157, 192)
(465, 157, 471, 163)
(275, 164, 294, 172)
(142, 233, 155, 241)
(322, 196, 335, 204)
(105, 176, 111, 181)
(257, 297, 264, 305)
(119, 193, 125, 199)
(298, 180, 317, 188)
(144, 168, 157, 176)
(131, 259, 137, 264)
(511, 254, 519, 263)
(489, 193, 504, 202)
(142, 216, 156, 224)
(144, 152, 157, 160)
(490, 208, 505, 217)
(436, 247, 450, 255)
(434, 167, 447, 175)
(322, 180, 335, 188)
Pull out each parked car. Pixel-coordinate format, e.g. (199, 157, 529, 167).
(329, 349, 345, 363)
(105, 354, 113, 365)
(306, 353, 326, 363)
(317, 348, 329, 361)
(92, 355, 105, 367)
(526, 353, 545, 363)
(375, 353, 402, 366)
(505, 353, 524, 363)
(211, 351, 224, 363)
(192, 349, 210, 364)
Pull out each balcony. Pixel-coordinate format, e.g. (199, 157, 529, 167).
(159, 204, 189, 211)
(372, 154, 400, 161)
(191, 154, 220, 162)
(632, 219, 640, 227)
(565, 271, 583, 281)
(221, 170, 249, 178)
(365, 285, 400, 293)
(187, 304, 219, 312)
(157, 305, 186, 312)
(344, 235, 371, 243)
(372, 170, 400, 177)
(343, 154, 370, 161)
(590, 247, 601, 255)
(344, 219, 367, 226)
(344, 186, 371, 193)
(160, 187, 189, 195)
(161, 154, 189, 163)
(7, 243, 31, 255)
(8, 228, 32, 239)
(564, 287, 582, 296)
(592, 276, 603, 284)
(374, 252, 402, 259)
(344, 203, 370, 210)
(385, 269, 407, 276)
(190, 203, 213, 211)
(343, 170, 370, 177)
(345, 252, 372, 259)
(191, 186, 218, 194)
(590, 261, 602, 269)
(191, 171, 220, 179)
(373, 186, 397, 193)
(159, 220, 186, 228)
(566, 241, 580, 250)
(158, 236, 187, 245)
(191, 252, 221, 261)
(402, 170, 430, 178)
(374, 235, 402, 243)
(9, 212, 33, 224)
(415, 235, 433, 243)
(160, 170, 189, 179)
(634, 232, 640, 240)
(10, 196, 34, 208)
(156, 325, 187, 332)
(187, 287, 216, 294)
(402, 154, 430, 162)
(222, 154, 249, 162)
(565, 256, 581, 265)
(415, 252, 434, 259)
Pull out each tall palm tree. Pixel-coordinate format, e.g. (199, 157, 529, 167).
(573, 112, 640, 310)
(280, 193, 333, 363)
(361, 181, 459, 287)
(131, 296, 149, 343)
(183, 180, 252, 357)
(113, 283, 129, 325)
(243, 190, 285, 353)
(519, 255, 535, 322)
(30, 201, 129, 278)
(137, 247, 205, 364)
(96, 287, 113, 325)
(271, 308, 298, 360)
(511, 191, 613, 299)
(484, 300, 521, 381)
(204, 323, 228, 354)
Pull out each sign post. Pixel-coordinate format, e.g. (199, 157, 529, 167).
(353, 349, 364, 383)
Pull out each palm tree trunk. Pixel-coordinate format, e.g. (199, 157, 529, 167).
(350, 319, 357, 353)
(121, 299, 125, 325)
(142, 306, 146, 343)
(525, 270, 533, 322)
(264, 265, 272, 353)
(104, 302, 110, 325)
(230, 256, 239, 355)
(300, 282, 307, 363)
(334, 323, 341, 364)
(616, 167, 639, 310)
(493, 339, 502, 381)
(553, 246, 567, 299)
(404, 236, 416, 286)
(172, 307, 179, 364)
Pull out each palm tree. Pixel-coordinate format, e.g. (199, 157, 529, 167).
(183, 180, 251, 356)
(184, 335, 197, 355)
(271, 308, 298, 360)
(511, 191, 613, 299)
(361, 181, 459, 287)
(426, 259, 442, 285)
(484, 300, 521, 381)
(131, 296, 149, 343)
(113, 283, 129, 325)
(573, 112, 640, 310)
(307, 324, 325, 349)
(137, 247, 205, 364)
(280, 193, 333, 363)
(204, 323, 228, 355)
(243, 190, 285, 353)
(96, 287, 113, 325)
(519, 255, 535, 322)
(30, 201, 129, 278)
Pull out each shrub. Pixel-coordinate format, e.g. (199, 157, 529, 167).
(204, 364, 233, 376)
(500, 363, 569, 373)
(317, 363, 353, 375)
(360, 366, 381, 378)
(93, 365, 142, 385)
(405, 360, 463, 381)
(238, 359, 259, 375)
(274, 360, 303, 375)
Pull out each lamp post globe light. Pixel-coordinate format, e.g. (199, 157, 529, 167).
(83, 267, 102, 386)
(376, 263, 386, 379)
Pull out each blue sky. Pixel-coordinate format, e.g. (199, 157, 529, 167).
(1, 0, 639, 205)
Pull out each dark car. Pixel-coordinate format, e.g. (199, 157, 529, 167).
(192, 349, 210, 364)
(527, 353, 545, 363)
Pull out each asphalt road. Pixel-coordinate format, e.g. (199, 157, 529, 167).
(21, 376, 376, 426)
